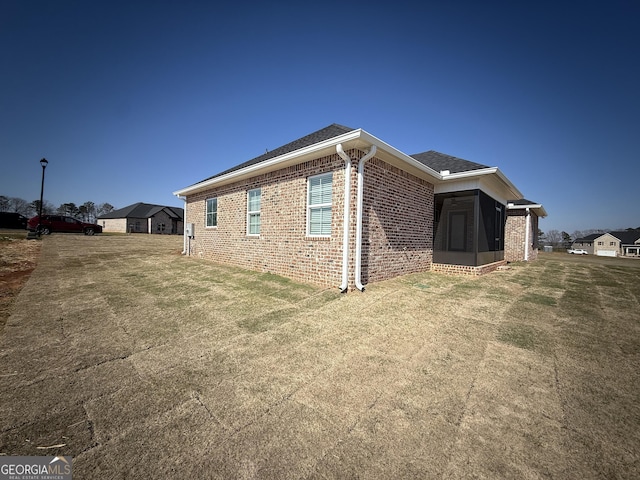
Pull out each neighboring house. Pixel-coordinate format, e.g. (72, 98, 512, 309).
(173, 124, 546, 290)
(572, 230, 640, 257)
(97, 202, 184, 234)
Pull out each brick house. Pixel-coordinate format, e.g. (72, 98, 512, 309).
(173, 124, 546, 291)
(98, 202, 184, 234)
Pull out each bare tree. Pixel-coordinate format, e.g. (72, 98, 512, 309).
(29, 199, 55, 217)
(2, 195, 115, 219)
(545, 229, 562, 246)
(8, 197, 30, 215)
(96, 202, 115, 217)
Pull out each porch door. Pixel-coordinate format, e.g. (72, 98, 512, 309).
(495, 205, 503, 257)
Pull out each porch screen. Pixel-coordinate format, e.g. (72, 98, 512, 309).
(434, 190, 505, 266)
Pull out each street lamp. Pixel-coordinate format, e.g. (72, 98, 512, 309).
(38, 158, 48, 236)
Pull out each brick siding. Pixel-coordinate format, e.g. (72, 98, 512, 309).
(183, 148, 537, 287)
(361, 158, 434, 283)
(505, 210, 539, 262)
(186, 153, 347, 287)
(432, 260, 507, 275)
(185, 150, 436, 289)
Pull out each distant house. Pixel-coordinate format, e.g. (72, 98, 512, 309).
(572, 230, 640, 257)
(173, 124, 546, 290)
(97, 202, 184, 234)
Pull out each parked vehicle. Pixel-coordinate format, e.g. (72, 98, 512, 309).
(27, 215, 102, 235)
(0, 212, 28, 229)
(567, 249, 588, 255)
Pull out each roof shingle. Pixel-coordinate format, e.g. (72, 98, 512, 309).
(410, 150, 489, 174)
(192, 123, 355, 186)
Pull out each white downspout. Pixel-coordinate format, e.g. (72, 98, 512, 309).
(354, 145, 377, 291)
(336, 144, 352, 292)
(176, 195, 188, 255)
(524, 207, 531, 261)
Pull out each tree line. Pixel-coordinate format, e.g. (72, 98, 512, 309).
(0, 195, 115, 223)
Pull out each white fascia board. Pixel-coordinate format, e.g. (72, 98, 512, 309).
(173, 128, 444, 197)
(507, 203, 548, 218)
(442, 167, 523, 199)
(173, 129, 365, 196)
(356, 131, 442, 181)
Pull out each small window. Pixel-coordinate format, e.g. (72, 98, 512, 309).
(307, 173, 333, 236)
(610, 241, 616, 246)
(598, 241, 604, 245)
(247, 188, 261, 235)
(206, 198, 217, 227)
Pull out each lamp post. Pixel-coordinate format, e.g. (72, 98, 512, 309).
(38, 158, 48, 236)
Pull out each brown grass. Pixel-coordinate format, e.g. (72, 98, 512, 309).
(1, 236, 639, 479)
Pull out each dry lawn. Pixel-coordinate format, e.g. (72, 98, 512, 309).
(0, 235, 639, 479)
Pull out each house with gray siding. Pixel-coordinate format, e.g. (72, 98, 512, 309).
(174, 124, 546, 290)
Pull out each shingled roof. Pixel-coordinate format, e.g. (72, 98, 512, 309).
(193, 124, 356, 186)
(410, 151, 489, 174)
(98, 202, 183, 220)
(189, 124, 502, 188)
(575, 230, 640, 243)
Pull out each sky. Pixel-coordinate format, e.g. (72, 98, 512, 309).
(1, 0, 638, 234)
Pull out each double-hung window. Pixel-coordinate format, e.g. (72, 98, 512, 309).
(307, 173, 333, 237)
(206, 198, 217, 227)
(247, 188, 261, 235)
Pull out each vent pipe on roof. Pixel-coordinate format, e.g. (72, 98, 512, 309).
(336, 144, 352, 292)
(354, 145, 377, 291)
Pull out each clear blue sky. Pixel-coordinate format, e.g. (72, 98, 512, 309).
(1, 0, 638, 234)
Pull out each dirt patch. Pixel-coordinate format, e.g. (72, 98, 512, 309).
(0, 233, 41, 331)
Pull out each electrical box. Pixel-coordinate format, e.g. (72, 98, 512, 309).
(185, 223, 195, 237)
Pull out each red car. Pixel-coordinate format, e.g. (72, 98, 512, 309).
(27, 215, 102, 235)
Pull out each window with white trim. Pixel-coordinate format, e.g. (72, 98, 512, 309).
(247, 188, 261, 235)
(307, 173, 333, 236)
(206, 198, 217, 227)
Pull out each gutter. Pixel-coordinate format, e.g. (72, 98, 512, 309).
(440, 167, 524, 200)
(172, 128, 445, 198)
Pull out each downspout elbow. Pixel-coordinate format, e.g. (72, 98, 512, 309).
(337, 144, 351, 292)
